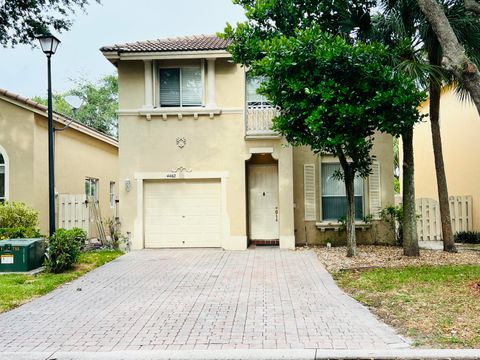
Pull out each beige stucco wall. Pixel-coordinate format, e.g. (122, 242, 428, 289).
(292, 132, 395, 246)
(116, 57, 394, 249)
(33, 113, 118, 233)
(414, 89, 480, 231)
(117, 58, 295, 250)
(0, 97, 118, 235)
(0, 100, 36, 205)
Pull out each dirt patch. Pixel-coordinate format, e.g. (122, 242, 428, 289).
(309, 245, 480, 272)
(469, 280, 480, 295)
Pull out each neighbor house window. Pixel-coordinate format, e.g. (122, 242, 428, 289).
(0, 152, 6, 203)
(85, 177, 99, 200)
(109, 181, 116, 208)
(246, 73, 270, 106)
(321, 163, 363, 221)
(159, 67, 202, 107)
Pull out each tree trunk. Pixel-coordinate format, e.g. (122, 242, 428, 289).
(429, 73, 457, 253)
(338, 152, 356, 257)
(402, 128, 420, 256)
(417, 0, 480, 116)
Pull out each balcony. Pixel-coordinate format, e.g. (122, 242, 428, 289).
(245, 104, 279, 138)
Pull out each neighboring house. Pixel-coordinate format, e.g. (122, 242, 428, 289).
(101, 35, 394, 250)
(0, 89, 119, 236)
(413, 88, 479, 233)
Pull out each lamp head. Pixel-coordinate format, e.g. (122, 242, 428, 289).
(36, 34, 61, 56)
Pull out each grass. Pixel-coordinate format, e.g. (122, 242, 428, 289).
(0, 250, 123, 313)
(334, 264, 480, 348)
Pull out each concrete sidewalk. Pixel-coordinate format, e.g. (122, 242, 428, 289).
(1, 349, 480, 360)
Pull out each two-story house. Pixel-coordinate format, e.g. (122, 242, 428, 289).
(101, 35, 394, 250)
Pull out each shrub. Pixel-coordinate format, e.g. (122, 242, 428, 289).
(0, 202, 38, 228)
(454, 231, 480, 244)
(0, 227, 42, 240)
(380, 205, 403, 246)
(45, 228, 87, 273)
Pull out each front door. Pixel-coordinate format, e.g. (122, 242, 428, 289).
(249, 164, 279, 240)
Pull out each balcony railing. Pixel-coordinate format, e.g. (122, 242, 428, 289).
(245, 103, 279, 137)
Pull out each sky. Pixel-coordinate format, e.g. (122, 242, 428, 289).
(0, 0, 246, 98)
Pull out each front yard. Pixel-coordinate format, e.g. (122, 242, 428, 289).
(314, 246, 480, 348)
(0, 250, 123, 313)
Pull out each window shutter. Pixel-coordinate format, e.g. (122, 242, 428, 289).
(181, 68, 202, 106)
(159, 69, 180, 106)
(369, 161, 382, 219)
(304, 164, 316, 221)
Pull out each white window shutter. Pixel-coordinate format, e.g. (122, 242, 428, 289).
(369, 161, 382, 219)
(304, 164, 316, 221)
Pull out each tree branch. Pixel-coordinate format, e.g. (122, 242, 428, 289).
(417, 0, 480, 116)
(465, 0, 480, 15)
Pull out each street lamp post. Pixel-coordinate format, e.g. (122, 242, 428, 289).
(37, 34, 61, 237)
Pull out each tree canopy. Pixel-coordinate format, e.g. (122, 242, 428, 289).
(0, 0, 98, 47)
(224, 3, 426, 255)
(33, 74, 118, 137)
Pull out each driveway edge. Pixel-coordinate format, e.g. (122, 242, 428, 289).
(2, 349, 480, 360)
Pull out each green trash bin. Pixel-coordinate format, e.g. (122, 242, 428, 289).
(0, 238, 45, 272)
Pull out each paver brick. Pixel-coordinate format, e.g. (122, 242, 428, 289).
(0, 248, 409, 351)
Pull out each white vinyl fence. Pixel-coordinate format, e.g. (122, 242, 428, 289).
(58, 194, 90, 237)
(416, 196, 473, 241)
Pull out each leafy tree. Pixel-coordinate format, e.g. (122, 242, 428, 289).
(375, 0, 480, 252)
(416, 0, 480, 115)
(225, 23, 426, 256)
(0, 0, 98, 47)
(33, 75, 118, 137)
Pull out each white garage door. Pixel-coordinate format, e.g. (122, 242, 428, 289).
(144, 179, 222, 248)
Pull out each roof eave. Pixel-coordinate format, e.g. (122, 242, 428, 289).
(100, 49, 231, 61)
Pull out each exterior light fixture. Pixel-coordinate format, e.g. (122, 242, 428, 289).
(36, 33, 61, 236)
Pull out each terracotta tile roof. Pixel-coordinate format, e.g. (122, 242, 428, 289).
(100, 35, 231, 53)
(0, 88, 118, 147)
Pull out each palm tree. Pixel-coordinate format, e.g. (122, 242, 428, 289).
(374, 0, 480, 253)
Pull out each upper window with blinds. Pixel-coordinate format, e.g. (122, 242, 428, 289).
(159, 67, 203, 107)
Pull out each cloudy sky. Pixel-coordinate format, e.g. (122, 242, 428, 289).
(0, 0, 245, 98)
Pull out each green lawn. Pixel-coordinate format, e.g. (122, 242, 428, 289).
(335, 265, 480, 348)
(0, 250, 123, 313)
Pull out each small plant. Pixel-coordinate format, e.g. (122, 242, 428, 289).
(454, 231, 480, 244)
(0, 202, 38, 228)
(105, 217, 121, 250)
(44, 228, 87, 273)
(380, 205, 403, 246)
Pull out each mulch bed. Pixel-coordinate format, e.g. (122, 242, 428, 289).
(308, 245, 480, 272)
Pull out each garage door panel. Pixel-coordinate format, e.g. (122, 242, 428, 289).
(144, 180, 222, 248)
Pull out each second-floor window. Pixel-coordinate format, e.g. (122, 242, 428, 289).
(159, 67, 202, 107)
(246, 73, 270, 107)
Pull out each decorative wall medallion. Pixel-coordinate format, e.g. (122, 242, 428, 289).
(176, 137, 186, 149)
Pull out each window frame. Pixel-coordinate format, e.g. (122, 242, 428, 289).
(319, 158, 366, 222)
(158, 64, 204, 108)
(85, 177, 99, 201)
(109, 181, 116, 208)
(245, 72, 271, 107)
(0, 145, 9, 203)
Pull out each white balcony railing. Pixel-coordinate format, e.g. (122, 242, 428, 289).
(245, 104, 279, 137)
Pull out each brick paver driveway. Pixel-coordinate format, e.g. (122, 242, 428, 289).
(0, 248, 408, 352)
